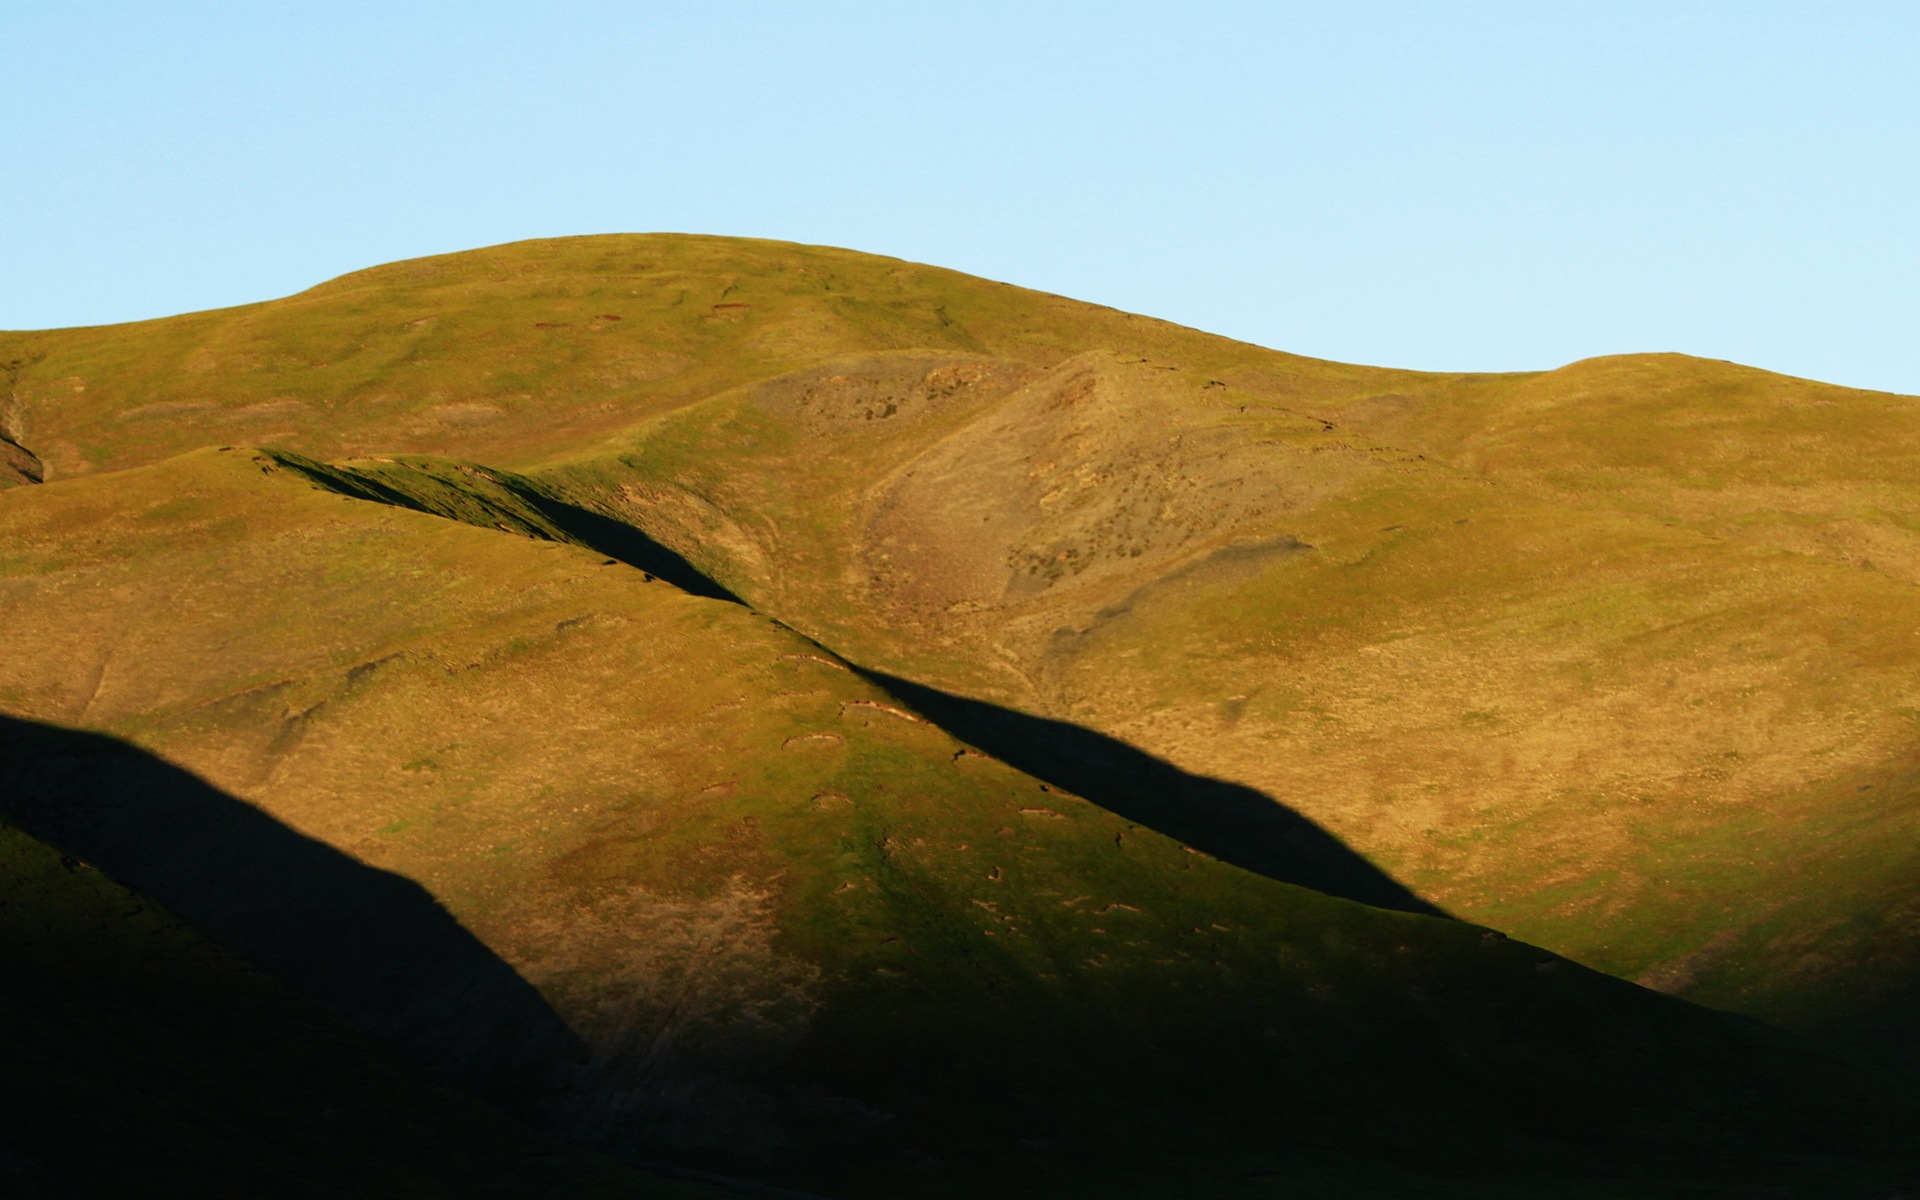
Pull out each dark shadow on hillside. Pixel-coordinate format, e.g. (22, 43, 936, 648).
(266, 451, 1434, 917)
(511, 488, 743, 603)
(0, 713, 586, 1111)
(857, 669, 1448, 917)
(464, 473, 1439, 916)
(268, 451, 742, 604)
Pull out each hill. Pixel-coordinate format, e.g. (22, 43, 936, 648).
(2, 235, 1917, 1192)
(0, 810, 719, 1199)
(539, 336, 1920, 1061)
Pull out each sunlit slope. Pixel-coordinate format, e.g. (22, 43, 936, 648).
(531, 341, 1920, 1046)
(4, 233, 1917, 1048)
(0, 233, 1463, 482)
(0, 817, 709, 1200)
(1, 448, 1903, 1196)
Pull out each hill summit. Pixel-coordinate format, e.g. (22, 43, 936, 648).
(2, 235, 1916, 1197)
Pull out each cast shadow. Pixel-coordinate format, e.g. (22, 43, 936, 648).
(473, 478, 1442, 917)
(858, 669, 1448, 918)
(512, 488, 743, 603)
(270, 450, 742, 605)
(281, 451, 1439, 919)
(0, 712, 586, 1111)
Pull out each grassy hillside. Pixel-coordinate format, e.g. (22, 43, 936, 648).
(0, 235, 1426, 482)
(2, 234, 1917, 1190)
(541, 341, 1920, 1055)
(0, 444, 1907, 1195)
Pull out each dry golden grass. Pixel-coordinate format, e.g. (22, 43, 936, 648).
(4, 235, 1918, 1193)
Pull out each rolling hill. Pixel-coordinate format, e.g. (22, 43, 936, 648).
(2, 234, 1916, 1194)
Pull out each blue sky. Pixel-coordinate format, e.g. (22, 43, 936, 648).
(5, 2, 1916, 392)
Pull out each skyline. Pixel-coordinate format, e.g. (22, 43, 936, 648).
(5, 2, 1917, 393)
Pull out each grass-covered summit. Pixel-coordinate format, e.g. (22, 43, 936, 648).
(2, 235, 1916, 1195)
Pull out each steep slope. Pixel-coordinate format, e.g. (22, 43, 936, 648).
(1, 446, 1908, 1196)
(0, 816, 714, 1200)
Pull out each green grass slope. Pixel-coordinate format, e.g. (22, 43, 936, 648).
(0, 235, 1437, 483)
(7, 237, 1914, 1046)
(4, 233, 1919, 1188)
(0, 816, 716, 1200)
(0, 445, 1909, 1195)
(509, 302, 1920, 1056)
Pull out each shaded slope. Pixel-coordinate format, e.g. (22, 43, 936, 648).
(0, 446, 1912, 1196)
(855, 666, 1444, 917)
(0, 814, 712, 1200)
(0, 712, 585, 1108)
(268, 449, 741, 601)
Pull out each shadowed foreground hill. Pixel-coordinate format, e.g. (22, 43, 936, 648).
(2, 235, 1919, 1192)
(0, 811, 715, 1200)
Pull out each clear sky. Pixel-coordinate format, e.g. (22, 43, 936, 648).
(5, 2, 1917, 392)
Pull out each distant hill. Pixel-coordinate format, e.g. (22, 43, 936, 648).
(1, 235, 1915, 1194)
